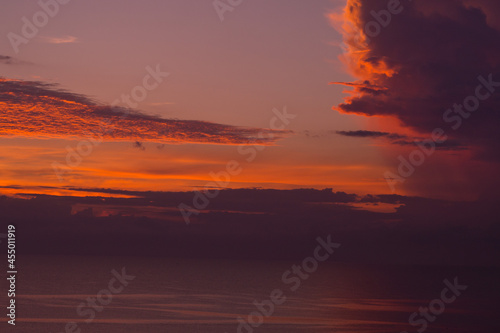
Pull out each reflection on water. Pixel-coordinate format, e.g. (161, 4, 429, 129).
(11, 256, 499, 333)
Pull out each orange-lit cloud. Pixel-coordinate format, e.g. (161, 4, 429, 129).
(42, 35, 79, 44)
(0, 78, 287, 145)
(331, 0, 500, 160)
(329, 0, 500, 199)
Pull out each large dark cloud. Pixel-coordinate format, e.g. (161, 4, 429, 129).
(335, 0, 500, 160)
(0, 77, 287, 145)
(1, 186, 498, 265)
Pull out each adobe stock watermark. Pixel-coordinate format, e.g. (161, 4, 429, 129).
(234, 235, 340, 333)
(400, 277, 467, 333)
(178, 106, 296, 224)
(51, 64, 169, 181)
(213, 0, 244, 22)
(7, 0, 72, 54)
(385, 73, 500, 192)
(50, 267, 135, 333)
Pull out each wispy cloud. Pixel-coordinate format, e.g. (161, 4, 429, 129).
(336, 130, 467, 151)
(336, 130, 406, 140)
(43, 36, 78, 44)
(0, 77, 287, 145)
(148, 102, 175, 107)
(0, 55, 29, 66)
(0, 55, 13, 65)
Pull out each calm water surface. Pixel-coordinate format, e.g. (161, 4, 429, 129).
(7, 256, 498, 332)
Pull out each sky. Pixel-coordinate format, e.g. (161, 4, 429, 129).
(2, 5, 500, 333)
(0, 0, 500, 265)
(0, 0, 398, 198)
(1, 0, 498, 201)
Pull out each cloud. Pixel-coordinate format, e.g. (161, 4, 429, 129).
(0, 77, 287, 145)
(333, 0, 500, 160)
(0, 55, 28, 65)
(336, 130, 467, 150)
(0, 186, 499, 266)
(148, 102, 175, 106)
(43, 36, 78, 44)
(330, 80, 388, 96)
(0, 55, 13, 65)
(133, 141, 146, 151)
(336, 130, 405, 139)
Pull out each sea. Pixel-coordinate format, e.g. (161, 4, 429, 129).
(4, 255, 498, 332)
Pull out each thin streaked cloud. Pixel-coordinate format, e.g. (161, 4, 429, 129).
(148, 102, 175, 107)
(42, 36, 79, 44)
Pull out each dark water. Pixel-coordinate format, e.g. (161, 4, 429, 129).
(4, 256, 498, 332)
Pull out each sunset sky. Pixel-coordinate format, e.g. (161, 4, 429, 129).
(1, 0, 499, 202)
(2, 3, 500, 332)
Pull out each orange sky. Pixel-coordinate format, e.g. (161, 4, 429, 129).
(0, 0, 402, 198)
(1, 0, 490, 201)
